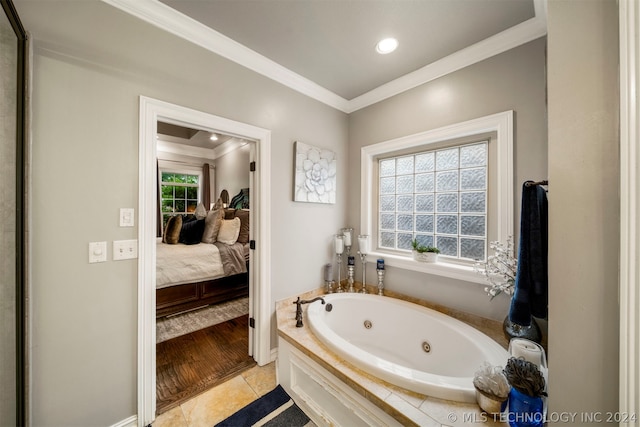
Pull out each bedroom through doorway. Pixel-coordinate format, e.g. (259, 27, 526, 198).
(154, 122, 256, 413)
(138, 96, 273, 426)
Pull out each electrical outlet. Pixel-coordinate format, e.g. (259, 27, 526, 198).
(113, 239, 138, 261)
(89, 241, 107, 263)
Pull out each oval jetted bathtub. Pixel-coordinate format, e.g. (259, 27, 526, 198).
(306, 293, 508, 403)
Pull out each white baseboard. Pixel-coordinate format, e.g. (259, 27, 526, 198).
(110, 415, 137, 427)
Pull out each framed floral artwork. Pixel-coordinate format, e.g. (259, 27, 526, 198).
(294, 141, 336, 204)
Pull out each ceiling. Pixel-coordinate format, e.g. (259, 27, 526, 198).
(157, 121, 233, 149)
(157, 121, 250, 159)
(103, 0, 546, 112)
(160, 0, 535, 100)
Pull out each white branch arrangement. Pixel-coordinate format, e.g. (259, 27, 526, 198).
(474, 236, 517, 299)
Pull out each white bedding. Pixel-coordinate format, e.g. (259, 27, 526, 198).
(156, 239, 225, 289)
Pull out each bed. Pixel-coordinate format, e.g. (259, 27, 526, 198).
(156, 203, 250, 318)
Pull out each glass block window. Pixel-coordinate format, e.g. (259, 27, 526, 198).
(378, 141, 488, 261)
(161, 172, 200, 228)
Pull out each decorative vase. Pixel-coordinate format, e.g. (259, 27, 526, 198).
(503, 316, 542, 344)
(413, 251, 438, 263)
(506, 387, 545, 427)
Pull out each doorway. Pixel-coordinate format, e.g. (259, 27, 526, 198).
(138, 96, 272, 425)
(154, 123, 255, 413)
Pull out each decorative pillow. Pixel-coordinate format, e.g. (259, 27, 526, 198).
(179, 218, 205, 245)
(194, 202, 207, 220)
(217, 217, 241, 245)
(213, 197, 223, 210)
(224, 209, 235, 220)
(234, 209, 250, 244)
(201, 208, 224, 243)
(162, 215, 182, 244)
(182, 214, 196, 223)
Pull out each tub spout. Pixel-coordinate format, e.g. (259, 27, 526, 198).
(293, 296, 326, 327)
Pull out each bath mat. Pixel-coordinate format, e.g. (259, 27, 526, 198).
(214, 385, 314, 427)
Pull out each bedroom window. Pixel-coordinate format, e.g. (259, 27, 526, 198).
(161, 172, 200, 227)
(360, 111, 514, 282)
(378, 141, 488, 261)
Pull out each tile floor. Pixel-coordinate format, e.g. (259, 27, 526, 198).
(153, 361, 277, 427)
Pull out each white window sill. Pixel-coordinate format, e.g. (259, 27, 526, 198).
(365, 251, 487, 285)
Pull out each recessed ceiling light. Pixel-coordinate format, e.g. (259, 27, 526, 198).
(209, 134, 218, 141)
(376, 38, 398, 54)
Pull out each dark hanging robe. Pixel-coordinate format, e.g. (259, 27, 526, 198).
(509, 181, 548, 326)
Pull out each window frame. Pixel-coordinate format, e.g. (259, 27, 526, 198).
(159, 165, 203, 226)
(377, 140, 490, 261)
(360, 111, 514, 284)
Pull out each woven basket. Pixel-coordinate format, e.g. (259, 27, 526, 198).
(475, 386, 507, 414)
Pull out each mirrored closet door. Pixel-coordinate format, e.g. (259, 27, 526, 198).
(1, 0, 27, 424)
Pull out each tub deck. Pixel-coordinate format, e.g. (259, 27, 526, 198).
(276, 286, 508, 426)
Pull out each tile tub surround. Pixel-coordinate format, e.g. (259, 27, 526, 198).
(276, 286, 508, 427)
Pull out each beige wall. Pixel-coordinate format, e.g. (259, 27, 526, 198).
(348, 38, 548, 321)
(17, 1, 348, 425)
(547, 0, 619, 421)
(214, 144, 251, 201)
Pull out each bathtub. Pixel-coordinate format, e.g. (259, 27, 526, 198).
(306, 293, 508, 403)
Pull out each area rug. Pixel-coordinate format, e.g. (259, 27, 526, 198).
(156, 297, 249, 343)
(215, 385, 314, 427)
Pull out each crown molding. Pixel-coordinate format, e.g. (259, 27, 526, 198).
(157, 138, 246, 161)
(102, 0, 350, 111)
(157, 140, 217, 160)
(102, 0, 547, 114)
(345, 12, 547, 113)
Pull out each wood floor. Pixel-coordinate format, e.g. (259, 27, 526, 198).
(156, 315, 256, 414)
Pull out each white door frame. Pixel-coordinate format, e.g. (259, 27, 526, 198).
(619, 0, 640, 421)
(137, 96, 272, 426)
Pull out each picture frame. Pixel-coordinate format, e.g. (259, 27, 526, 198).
(293, 141, 336, 204)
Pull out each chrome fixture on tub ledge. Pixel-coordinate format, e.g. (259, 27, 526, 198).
(293, 296, 331, 327)
(347, 256, 356, 292)
(325, 280, 335, 294)
(323, 263, 334, 294)
(357, 234, 369, 294)
(334, 234, 344, 292)
(376, 258, 385, 295)
(342, 227, 353, 255)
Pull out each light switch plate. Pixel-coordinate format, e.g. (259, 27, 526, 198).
(119, 208, 135, 227)
(113, 239, 138, 261)
(89, 241, 107, 263)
